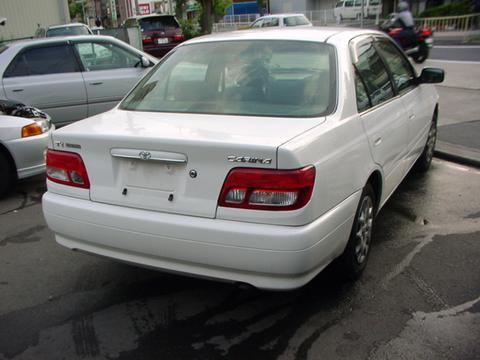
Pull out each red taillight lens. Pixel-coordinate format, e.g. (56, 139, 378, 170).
(142, 35, 153, 44)
(173, 34, 184, 42)
(218, 166, 315, 211)
(421, 27, 433, 37)
(46, 150, 90, 189)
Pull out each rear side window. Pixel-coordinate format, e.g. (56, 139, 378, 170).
(121, 40, 336, 118)
(345, 1, 354, 7)
(284, 16, 310, 26)
(140, 16, 179, 30)
(4, 45, 80, 77)
(354, 41, 394, 108)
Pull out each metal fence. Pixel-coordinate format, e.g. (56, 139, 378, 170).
(415, 13, 480, 32)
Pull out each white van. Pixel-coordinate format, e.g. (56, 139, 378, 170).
(334, 0, 382, 20)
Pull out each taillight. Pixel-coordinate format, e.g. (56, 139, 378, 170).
(142, 34, 153, 44)
(421, 27, 433, 37)
(173, 34, 184, 42)
(218, 166, 315, 211)
(46, 150, 90, 189)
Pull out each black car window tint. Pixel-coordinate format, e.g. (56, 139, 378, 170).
(355, 41, 394, 107)
(4, 45, 79, 77)
(375, 39, 416, 94)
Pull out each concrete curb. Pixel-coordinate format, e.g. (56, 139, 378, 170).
(434, 140, 480, 168)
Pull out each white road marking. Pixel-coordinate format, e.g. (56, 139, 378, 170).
(434, 45, 480, 49)
(427, 59, 480, 64)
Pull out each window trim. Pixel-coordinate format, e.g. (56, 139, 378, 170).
(3, 42, 82, 78)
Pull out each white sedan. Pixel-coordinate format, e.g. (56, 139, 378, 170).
(0, 35, 157, 126)
(42, 28, 444, 290)
(0, 100, 53, 197)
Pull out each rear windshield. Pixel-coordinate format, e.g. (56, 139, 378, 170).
(121, 40, 336, 118)
(140, 16, 179, 30)
(46, 26, 90, 37)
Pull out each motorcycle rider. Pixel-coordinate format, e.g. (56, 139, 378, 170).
(392, 1, 417, 47)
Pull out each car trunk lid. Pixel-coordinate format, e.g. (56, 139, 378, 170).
(51, 109, 323, 218)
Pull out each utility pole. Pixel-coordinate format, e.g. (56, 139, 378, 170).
(360, 0, 364, 28)
(134, 0, 140, 15)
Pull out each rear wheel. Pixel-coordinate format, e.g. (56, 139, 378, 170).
(0, 151, 15, 198)
(337, 184, 375, 280)
(412, 44, 429, 63)
(414, 116, 437, 172)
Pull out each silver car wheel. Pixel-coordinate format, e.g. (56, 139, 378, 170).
(354, 196, 374, 265)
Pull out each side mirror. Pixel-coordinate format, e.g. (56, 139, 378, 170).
(418, 68, 444, 84)
(140, 56, 150, 68)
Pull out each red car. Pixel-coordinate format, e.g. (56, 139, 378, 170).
(124, 14, 185, 58)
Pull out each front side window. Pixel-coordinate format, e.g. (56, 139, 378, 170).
(375, 39, 416, 94)
(262, 18, 279, 27)
(336, 1, 345, 7)
(251, 19, 264, 28)
(74, 42, 140, 71)
(354, 40, 394, 107)
(345, 1, 354, 7)
(4, 45, 79, 77)
(355, 71, 370, 112)
(121, 40, 336, 118)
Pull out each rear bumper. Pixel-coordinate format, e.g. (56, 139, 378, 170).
(142, 43, 179, 58)
(42, 191, 360, 290)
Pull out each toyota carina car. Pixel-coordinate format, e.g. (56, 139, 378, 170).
(42, 28, 444, 290)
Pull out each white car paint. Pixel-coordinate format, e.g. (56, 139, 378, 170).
(250, 13, 312, 28)
(0, 35, 158, 126)
(42, 28, 440, 290)
(0, 114, 53, 179)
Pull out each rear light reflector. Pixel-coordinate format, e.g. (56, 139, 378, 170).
(218, 166, 315, 211)
(46, 149, 90, 189)
(142, 35, 153, 44)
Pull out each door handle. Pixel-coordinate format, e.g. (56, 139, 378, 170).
(374, 137, 382, 147)
(90, 82, 103, 85)
(12, 89, 24, 92)
(409, 114, 415, 120)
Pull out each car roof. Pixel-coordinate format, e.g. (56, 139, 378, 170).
(4, 35, 128, 50)
(127, 14, 176, 20)
(257, 13, 308, 19)
(47, 23, 90, 29)
(184, 27, 383, 45)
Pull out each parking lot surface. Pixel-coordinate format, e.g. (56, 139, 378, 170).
(0, 158, 479, 360)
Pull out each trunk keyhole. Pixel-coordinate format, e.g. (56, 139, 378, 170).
(168, 194, 174, 202)
(122, 188, 128, 196)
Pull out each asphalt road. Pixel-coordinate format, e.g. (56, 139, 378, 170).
(430, 45, 480, 62)
(1, 159, 479, 360)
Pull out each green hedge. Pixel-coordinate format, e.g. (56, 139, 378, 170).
(420, 1, 472, 17)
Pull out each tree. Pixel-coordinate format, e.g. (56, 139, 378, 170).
(198, 0, 231, 34)
(175, 0, 189, 19)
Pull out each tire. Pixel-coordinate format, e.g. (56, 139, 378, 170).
(414, 116, 437, 172)
(0, 151, 15, 198)
(412, 44, 429, 63)
(337, 184, 376, 281)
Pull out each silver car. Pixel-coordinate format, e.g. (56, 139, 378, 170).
(0, 35, 158, 126)
(0, 100, 53, 197)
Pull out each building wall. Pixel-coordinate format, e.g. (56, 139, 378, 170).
(270, 0, 308, 13)
(0, 0, 70, 41)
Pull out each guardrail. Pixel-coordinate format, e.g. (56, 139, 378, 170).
(415, 13, 480, 33)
